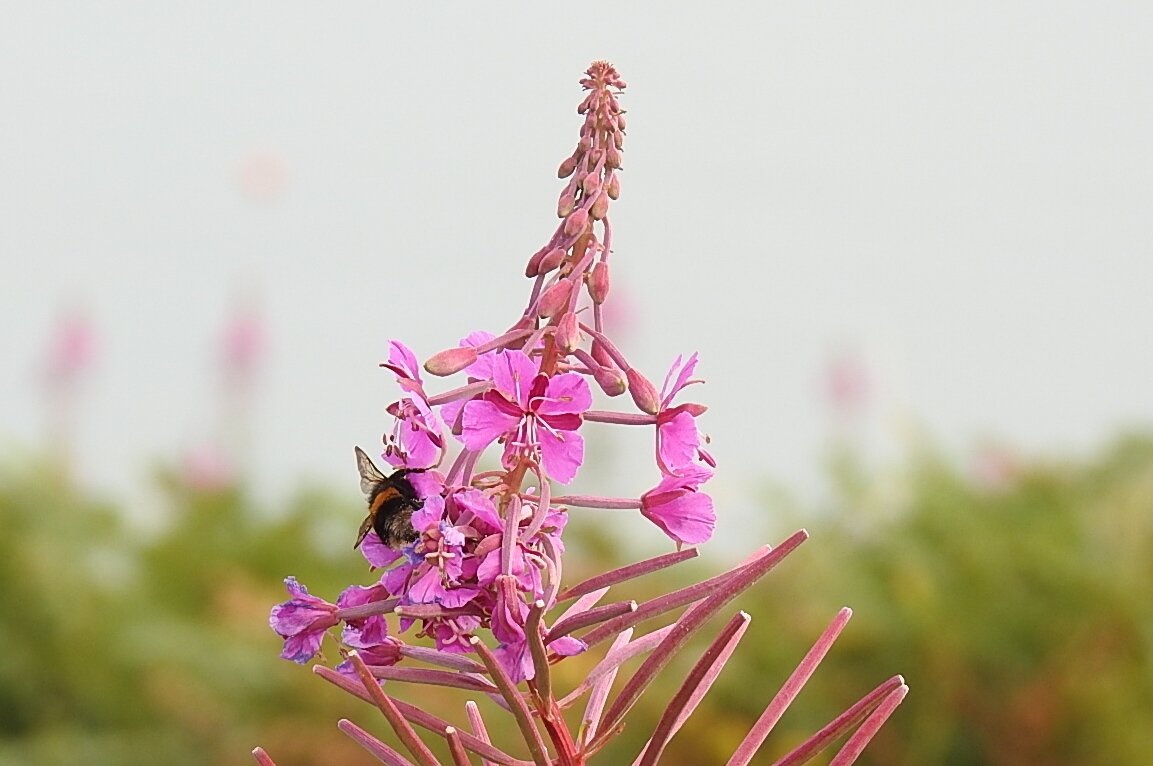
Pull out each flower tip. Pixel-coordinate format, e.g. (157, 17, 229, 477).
(626, 367, 661, 414)
(424, 346, 478, 377)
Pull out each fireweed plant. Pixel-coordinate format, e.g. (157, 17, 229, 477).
(261, 62, 906, 766)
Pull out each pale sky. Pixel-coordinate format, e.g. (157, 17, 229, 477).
(3, 4, 1151, 532)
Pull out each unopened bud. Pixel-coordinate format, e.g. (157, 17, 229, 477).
(538, 247, 567, 275)
(557, 188, 577, 218)
(581, 172, 601, 197)
(616, 113, 627, 131)
(589, 192, 610, 221)
(424, 346, 478, 377)
(588, 261, 610, 304)
(564, 207, 589, 237)
(525, 246, 548, 277)
(558, 156, 578, 179)
(606, 173, 621, 200)
(591, 340, 614, 368)
(594, 365, 627, 396)
(606, 147, 622, 170)
(577, 93, 594, 114)
(626, 367, 661, 415)
(613, 130, 624, 150)
(537, 280, 573, 319)
(555, 312, 580, 353)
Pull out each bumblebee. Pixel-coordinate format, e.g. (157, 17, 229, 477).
(354, 446, 423, 549)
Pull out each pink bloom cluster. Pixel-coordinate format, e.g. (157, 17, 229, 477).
(271, 60, 715, 683)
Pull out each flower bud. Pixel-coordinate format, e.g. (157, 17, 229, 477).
(537, 280, 573, 319)
(564, 207, 589, 237)
(626, 367, 661, 415)
(558, 155, 578, 179)
(594, 365, 627, 396)
(555, 311, 580, 353)
(591, 340, 614, 369)
(525, 246, 549, 277)
(589, 192, 609, 221)
(424, 346, 478, 377)
(613, 129, 624, 150)
(588, 261, 610, 304)
(557, 188, 577, 218)
(616, 113, 627, 131)
(581, 172, 601, 197)
(606, 146, 622, 170)
(606, 173, 621, 200)
(538, 247, 567, 275)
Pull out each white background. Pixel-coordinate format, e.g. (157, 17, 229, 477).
(2, 4, 1151, 531)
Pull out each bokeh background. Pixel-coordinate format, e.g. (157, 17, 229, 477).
(2, 4, 1151, 765)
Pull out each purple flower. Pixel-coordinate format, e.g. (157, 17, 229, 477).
(337, 583, 391, 647)
(640, 465, 716, 545)
(461, 350, 591, 483)
(269, 577, 339, 664)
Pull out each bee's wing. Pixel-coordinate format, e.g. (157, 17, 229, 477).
(354, 446, 387, 495)
(353, 515, 374, 549)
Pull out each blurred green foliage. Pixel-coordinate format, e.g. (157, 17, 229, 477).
(0, 435, 1150, 765)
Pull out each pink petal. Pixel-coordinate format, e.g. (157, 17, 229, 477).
(385, 340, 422, 382)
(658, 410, 701, 472)
(660, 352, 701, 406)
(539, 428, 584, 484)
(460, 331, 497, 379)
(491, 350, 539, 408)
(536, 372, 593, 416)
(642, 489, 715, 545)
(461, 399, 520, 450)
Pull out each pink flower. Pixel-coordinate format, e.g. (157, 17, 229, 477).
(461, 350, 591, 483)
(640, 465, 716, 545)
(381, 341, 445, 469)
(269, 577, 339, 664)
(656, 353, 714, 475)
